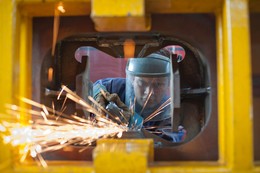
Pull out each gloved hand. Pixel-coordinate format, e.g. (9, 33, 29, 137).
(160, 126, 186, 142)
(128, 112, 144, 131)
(93, 84, 131, 124)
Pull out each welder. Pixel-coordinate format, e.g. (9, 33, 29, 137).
(93, 49, 186, 142)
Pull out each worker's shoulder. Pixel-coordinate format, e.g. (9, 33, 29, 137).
(95, 77, 125, 83)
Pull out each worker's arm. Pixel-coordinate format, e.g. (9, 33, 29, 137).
(93, 81, 131, 124)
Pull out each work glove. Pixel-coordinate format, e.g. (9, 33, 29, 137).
(160, 126, 187, 142)
(93, 84, 131, 124)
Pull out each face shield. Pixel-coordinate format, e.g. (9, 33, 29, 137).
(125, 53, 173, 122)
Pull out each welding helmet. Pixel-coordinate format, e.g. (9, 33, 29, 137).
(125, 51, 173, 121)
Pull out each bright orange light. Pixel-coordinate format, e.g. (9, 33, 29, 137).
(1, 87, 128, 167)
(47, 67, 53, 82)
(57, 2, 66, 13)
(124, 39, 135, 58)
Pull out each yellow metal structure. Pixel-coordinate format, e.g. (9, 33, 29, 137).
(0, 0, 258, 173)
(93, 139, 153, 173)
(91, 0, 150, 31)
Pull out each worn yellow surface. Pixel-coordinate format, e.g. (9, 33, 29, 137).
(91, 0, 144, 16)
(221, 0, 253, 171)
(91, 0, 149, 31)
(93, 139, 153, 173)
(0, 0, 16, 170)
(0, 0, 256, 173)
(0, 0, 15, 115)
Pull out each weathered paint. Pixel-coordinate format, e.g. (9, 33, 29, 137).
(0, 0, 256, 173)
(222, 0, 253, 171)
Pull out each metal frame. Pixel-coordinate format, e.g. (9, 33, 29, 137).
(0, 0, 257, 172)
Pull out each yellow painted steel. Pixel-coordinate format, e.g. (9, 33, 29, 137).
(0, 0, 15, 117)
(93, 139, 153, 173)
(146, 0, 222, 13)
(91, 0, 149, 31)
(216, 7, 226, 165)
(18, 1, 91, 17)
(12, 164, 93, 173)
(222, 0, 253, 171)
(18, 12, 33, 124)
(0, 0, 257, 173)
(92, 0, 144, 16)
(0, 0, 16, 170)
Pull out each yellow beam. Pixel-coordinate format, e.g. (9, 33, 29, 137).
(92, 0, 144, 16)
(0, 0, 15, 114)
(91, 0, 150, 31)
(13, 164, 93, 173)
(146, 0, 223, 13)
(17, 0, 225, 17)
(222, 0, 253, 171)
(0, 0, 17, 171)
(0, 0, 257, 172)
(216, 7, 226, 165)
(93, 139, 153, 173)
(18, 1, 91, 17)
(18, 11, 32, 124)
